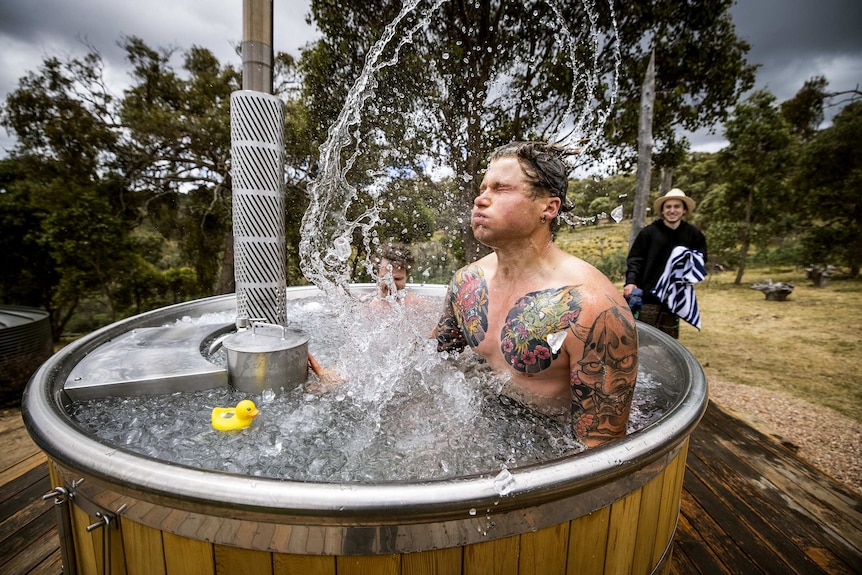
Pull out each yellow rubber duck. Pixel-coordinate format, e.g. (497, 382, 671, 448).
(211, 399, 260, 431)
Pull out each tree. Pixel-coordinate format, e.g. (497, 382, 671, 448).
(617, 1, 756, 247)
(605, 0, 756, 170)
(568, 173, 637, 225)
(1, 34, 312, 319)
(0, 157, 58, 311)
(0, 49, 150, 336)
(118, 37, 240, 294)
(704, 90, 794, 284)
(300, 0, 755, 268)
(119, 37, 309, 292)
(793, 101, 862, 276)
(0, 39, 304, 335)
(781, 76, 828, 143)
(631, 50, 656, 245)
(663, 151, 726, 269)
(304, 0, 629, 264)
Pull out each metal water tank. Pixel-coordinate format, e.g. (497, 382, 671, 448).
(0, 306, 52, 407)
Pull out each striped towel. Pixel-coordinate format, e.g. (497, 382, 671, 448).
(651, 246, 706, 330)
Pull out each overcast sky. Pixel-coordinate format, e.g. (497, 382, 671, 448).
(1, 0, 860, 156)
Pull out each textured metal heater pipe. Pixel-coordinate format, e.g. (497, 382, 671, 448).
(230, 91, 286, 328)
(232, 0, 286, 329)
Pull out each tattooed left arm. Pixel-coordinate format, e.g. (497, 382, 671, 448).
(569, 305, 639, 447)
(432, 285, 467, 353)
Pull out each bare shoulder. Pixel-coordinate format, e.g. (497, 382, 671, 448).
(556, 249, 603, 275)
(558, 251, 621, 294)
(553, 251, 630, 323)
(450, 254, 493, 282)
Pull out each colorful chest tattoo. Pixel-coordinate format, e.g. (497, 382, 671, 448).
(450, 268, 583, 374)
(501, 287, 582, 373)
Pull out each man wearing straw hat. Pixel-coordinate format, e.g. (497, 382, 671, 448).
(624, 188, 707, 338)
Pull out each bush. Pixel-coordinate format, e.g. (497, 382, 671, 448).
(750, 241, 805, 268)
(703, 221, 742, 268)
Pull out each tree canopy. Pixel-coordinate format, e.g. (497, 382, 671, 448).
(1, 48, 141, 335)
(793, 101, 862, 276)
(0, 38, 262, 336)
(607, 0, 756, 168)
(699, 90, 794, 283)
(299, 0, 756, 263)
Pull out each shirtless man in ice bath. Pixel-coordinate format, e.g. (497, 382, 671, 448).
(433, 141, 638, 447)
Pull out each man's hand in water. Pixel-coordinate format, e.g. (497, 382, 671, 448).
(307, 353, 345, 390)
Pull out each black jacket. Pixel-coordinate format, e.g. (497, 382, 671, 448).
(625, 219, 707, 304)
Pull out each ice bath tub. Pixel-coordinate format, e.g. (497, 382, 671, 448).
(23, 285, 707, 575)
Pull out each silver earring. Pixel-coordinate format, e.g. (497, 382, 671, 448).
(541, 215, 547, 223)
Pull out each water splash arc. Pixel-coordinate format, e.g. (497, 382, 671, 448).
(299, 0, 620, 296)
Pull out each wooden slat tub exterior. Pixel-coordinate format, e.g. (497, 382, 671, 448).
(3, 402, 861, 575)
(42, 442, 688, 575)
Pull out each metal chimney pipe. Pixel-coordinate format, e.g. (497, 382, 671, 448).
(242, 0, 274, 93)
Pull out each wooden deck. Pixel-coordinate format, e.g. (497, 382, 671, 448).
(2, 401, 861, 575)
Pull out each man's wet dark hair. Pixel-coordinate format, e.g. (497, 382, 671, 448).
(489, 141, 575, 213)
(372, 243, 414, 272)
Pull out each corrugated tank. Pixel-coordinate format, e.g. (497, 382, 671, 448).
(1, 305, 52, 407)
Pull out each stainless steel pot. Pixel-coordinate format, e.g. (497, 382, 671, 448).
(222, 322, 309, 392)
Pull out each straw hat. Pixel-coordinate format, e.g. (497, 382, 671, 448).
(654, 188, 695, 213)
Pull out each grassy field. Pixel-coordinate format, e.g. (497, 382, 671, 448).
(559, 224, 862, 424)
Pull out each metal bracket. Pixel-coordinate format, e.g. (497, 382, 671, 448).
(44, 478, 127, 530)
(41, 477, 83, 506)
(41, 478, 86, 575)
(85, 505, 127, 533)
(42, 486, 69, 505)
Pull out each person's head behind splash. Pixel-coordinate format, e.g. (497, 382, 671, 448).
(371, 242, 415, 295)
